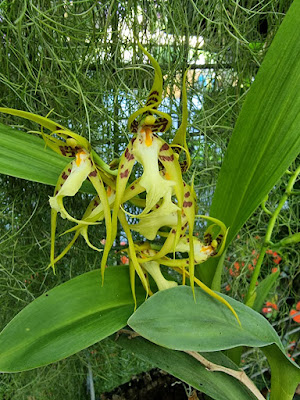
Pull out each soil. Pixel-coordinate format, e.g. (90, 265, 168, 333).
(100, 369, 204, 400)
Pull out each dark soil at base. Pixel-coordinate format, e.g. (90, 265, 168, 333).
(100, 369, 203, 400)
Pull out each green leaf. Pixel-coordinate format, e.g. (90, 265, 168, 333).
(264, 345, 300, 400)
(252, 269, 280, 313)
(0, 266, 143, 372)
(0, 122, 93, 193)
(118, 336, 257, 400)
(200, 0, 300, 286)
(128, 286, 300, 398)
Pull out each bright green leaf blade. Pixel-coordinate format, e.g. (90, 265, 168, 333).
(252, 269, 280, 313)
(118, 336, 257, 400)
(0, 266, 144, 372)
(0, 123, 93, 193)
(200, 1, 300, 285)
(128, 287, 299, 365)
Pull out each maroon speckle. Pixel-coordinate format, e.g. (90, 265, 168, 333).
(130, 185, 135, 190)
(160, 143, 169, 151)
(187, 238, 190, 243)
(68, 168, 71, 173)
(55, 190, 58, 195)
(184, 191, 190, 198)
(120, 169, 129, 179)
(183, 201, 193, 208)
(120, 164, 124, 169)
(159, 154, 174, 162)
(155, 204, 160, 209)
(62, 172, 68, 180)
(183, 182, 186, 186)
(89, 170, 97, 177)
(59, 146, 66, 156)
(94, 200, 99, 207)
(125, 148, 134, 161)
(131, 138, 136, 144)
(171, 229, 176, 234)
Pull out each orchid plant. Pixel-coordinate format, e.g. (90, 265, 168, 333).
(0, 12, 300, 398)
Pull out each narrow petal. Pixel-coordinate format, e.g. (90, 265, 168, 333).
(171, 68, 191, 170)
(100, 139, 136, 275)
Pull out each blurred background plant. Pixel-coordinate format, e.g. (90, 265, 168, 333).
(0, 0, 298, 399)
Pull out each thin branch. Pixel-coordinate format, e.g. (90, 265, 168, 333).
(185, 350, 266, 400)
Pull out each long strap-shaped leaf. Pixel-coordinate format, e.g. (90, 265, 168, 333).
(200, 1, 300, 287)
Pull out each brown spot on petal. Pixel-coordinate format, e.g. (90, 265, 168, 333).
(183, 201, 193, 208)
(171, 229, 176, 234)
(89, 170, 97, 177)
(160, 143, 170, 151)
(59, 146, 66, 156)
(120, 169, 129, 179)
(184, 191, 190, 198)
(130, 185, 135, 190)
(68, 168, 71, 173)
(62, 172, 68, 180)
(125, 148, 134, 161)
(159, 154, 174, 162)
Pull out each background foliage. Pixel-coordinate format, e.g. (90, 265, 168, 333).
(0, 0, 298, 399)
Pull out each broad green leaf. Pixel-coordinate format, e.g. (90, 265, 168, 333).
(0, 122, 93, 193)
(253, 269, 280, 313)
(128, 286, 300, 399)
(0, 266, 144, 372)
(200, 0, 300, 286)
(118, 336, 257, 400)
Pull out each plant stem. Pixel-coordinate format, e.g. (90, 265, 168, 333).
(245, 165, 300, 306)
(186, 351, 266, 400)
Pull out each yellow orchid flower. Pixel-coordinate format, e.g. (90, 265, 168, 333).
(0, 46, 239, 325)
(0, 107, 114, 271)
(100, 41, 185, 278)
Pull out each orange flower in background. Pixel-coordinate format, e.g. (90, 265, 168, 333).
(225, 284, 231, 292)
(265, 301, 278, 310)
(262, 307, 273, 314)
(121, 255, 129, 265)
(262, 301, 278, 316)
(234, 262, 240, 271)
(296, 301, 300, 311)
(271, 267, 278, 273)
(290, 309, 300, 323)
(229, 262, 241, 277)
(266, 249, 282, 264)
(273, 255, 282, 264)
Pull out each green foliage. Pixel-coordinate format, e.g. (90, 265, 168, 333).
(0, 266, 144, 372)
(0, 1, 299, 399)
(118, 336, 258, 400)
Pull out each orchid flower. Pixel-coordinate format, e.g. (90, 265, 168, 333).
(99, 42, 185, 279)
(0, 107, 115, 271)
(0, 44, 239, 324)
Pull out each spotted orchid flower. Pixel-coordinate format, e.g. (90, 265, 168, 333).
(100, 42, 185, 278)
(125, 228, 240, 325)
(0, 107, 115, 271)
